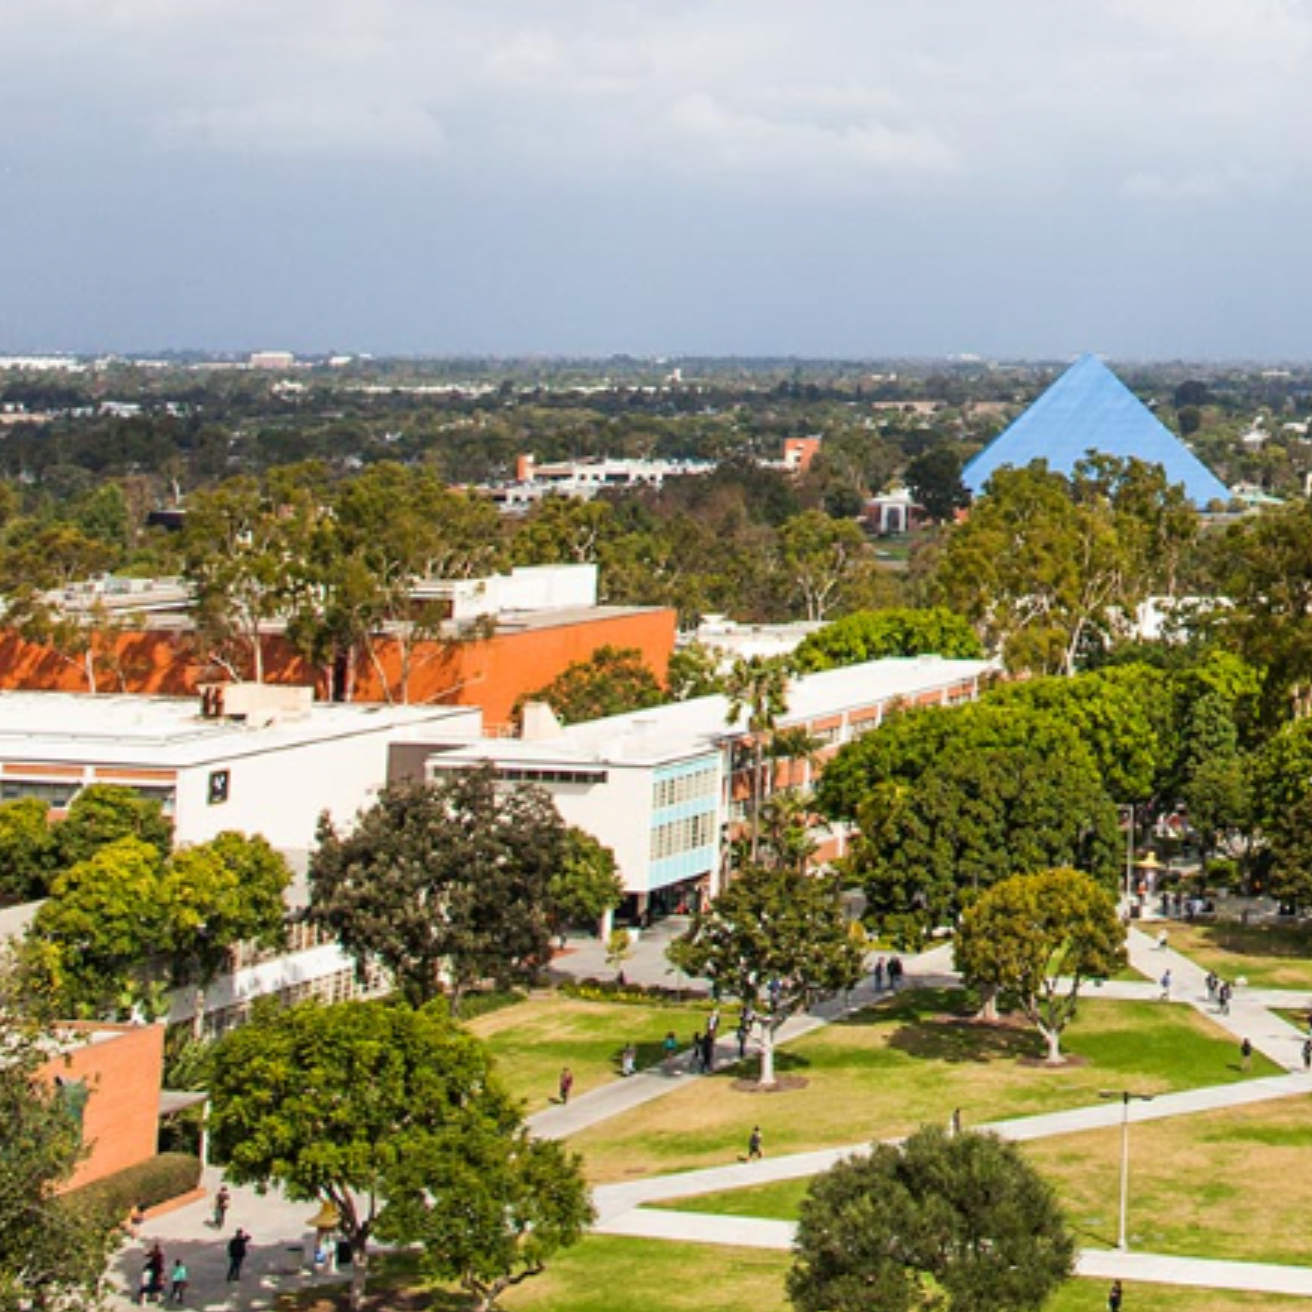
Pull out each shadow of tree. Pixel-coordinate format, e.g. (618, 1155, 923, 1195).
(884, 1014, 1044, 1065)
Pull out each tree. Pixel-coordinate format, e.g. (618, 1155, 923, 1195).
(547, 829, 623, 938)
(0, 798, 59, 906)
(669, 862, 865, 1086)
(955, 868, 1125, 1064)
(208, 998, 589, 1312)
(1267, 792, 1312, 909)
(665, 641, 725, 700)
(905, 444, 969, 522)
(778, 510, 877, 622)
(383, 1123, 593, 1312)
(55, 783, 173, 869)
(604, 928, 634, 980)
(788, 1126, 1074, 1312)
(724, 654, 792, 863)
(0, 1009, 119, 1310)
(309, 769, 567, 1013)
(792, 606, 983, 672)
(519, 645, 665, 725)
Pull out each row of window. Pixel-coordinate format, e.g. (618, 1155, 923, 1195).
(0, 779, 182, 814)
(650, 810, 716, 860)
(201, 962, 389, 1038)
(493, 767, 607, 786)
(652, 765, 718, 809)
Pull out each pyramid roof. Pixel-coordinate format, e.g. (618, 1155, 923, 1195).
(963, 355, 1230, 509)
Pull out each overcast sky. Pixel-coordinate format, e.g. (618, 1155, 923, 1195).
(3, 0, 1311, 358)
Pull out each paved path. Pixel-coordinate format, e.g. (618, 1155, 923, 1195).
(110, 928, 1312, 1305)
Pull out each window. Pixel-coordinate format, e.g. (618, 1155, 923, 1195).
(208, 770, 230, 805)
(0, 780, 79, 806)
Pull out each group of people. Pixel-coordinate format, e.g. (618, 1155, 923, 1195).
(1204, 971, 1235, 1014)
(136, 1245, 187, 1305)
(871, 955, 905, 993)
(690, 1007, 722, 1073)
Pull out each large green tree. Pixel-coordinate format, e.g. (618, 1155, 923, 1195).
(954, 868, 1126, 1063)
(724, 654, 792, 863)
(0, 798, 59, 906)
(792, 606, 983, 673)
(669, 858, 865, 1086)
(788, 1127, 1074, 1312)
(519, 645, 665, 725)
(547, 829, 624, 938)
(54, 783, 173, 869)
(208, 998, 589, 1312)
(309, 768, 567, 1012)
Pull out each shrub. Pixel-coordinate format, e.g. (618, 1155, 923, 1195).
(70, 1152, 203, 1223)
(560, 979, 710, 1006)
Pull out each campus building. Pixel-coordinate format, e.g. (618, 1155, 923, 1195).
(425, 656, 994, 923)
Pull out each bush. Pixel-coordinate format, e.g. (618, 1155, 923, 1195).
(455, 989, 525, 1021)
(560, 978, 709, 1006)
(70, 1152, 203, 1223)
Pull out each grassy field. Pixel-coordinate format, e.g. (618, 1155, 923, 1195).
(567, 990, 1278, 1182)
(1027, 1097, 1312, 1263)
(655, 1096, 1312, 1267)
(467, 993, 717, 1112)
(273, 1239, 1303, 1312)
(1160, 920, 1312, 990)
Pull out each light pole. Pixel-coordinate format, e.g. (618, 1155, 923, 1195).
(1100, 1089, 1154, 1250)
(1123, 803, 1135, 910)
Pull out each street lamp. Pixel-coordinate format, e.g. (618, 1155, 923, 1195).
(1099, 1089, 1154, 1250)
(1122, 804, 1135, 909)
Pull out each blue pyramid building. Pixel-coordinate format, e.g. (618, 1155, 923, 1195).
(963, 355, 1230, 509)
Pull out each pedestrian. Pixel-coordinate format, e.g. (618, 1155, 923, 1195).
(1219, 981, 1232, 1015)
(663, 1030, 678, 1064)
(1241, 1037, 1252, 1072)
(620, 1043, 636, 1077)
(212, 1183, 230, 1230)
(558, 1067, 574, 1104)
(701, 1030, 715, 1073)
(145, 1244, 165, 1302)
(1159, 969, 1171, 1001)
(706, 1007, 721, 1038)
(948, 1108, 962, 1138)
(690, 1031, 704, 1072)
(736, 1012, 751, 1061)
(137, 1265, 155, 1306)
(168, 1259, 188, 1305)
(873, 957, 886, 993)
(1107, 1277, 1123, 1311)
(1302, 1038, 1311, 1071)
(747, 1125, 763, 1160)
(226, 1229, 250, 1282)
(888, 956, 903, 991)
(1205, 972, 1218, 1002)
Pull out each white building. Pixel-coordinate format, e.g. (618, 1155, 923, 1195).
(426, 656, 994, 922)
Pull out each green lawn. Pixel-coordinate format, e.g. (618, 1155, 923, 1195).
(467, 993, 718, 1112)
(656, 1097, 1312, 1267)
(274, 1239, 1302, 1312)
(569, 990, 1279, 1182)
(1161, 920, 1312, 990)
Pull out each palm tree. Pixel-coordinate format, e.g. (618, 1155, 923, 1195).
(724, 655, 792, 863)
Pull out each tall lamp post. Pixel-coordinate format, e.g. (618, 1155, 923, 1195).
(1100, 1089, 1154, 1250)
(1123, 804, 1135, 909)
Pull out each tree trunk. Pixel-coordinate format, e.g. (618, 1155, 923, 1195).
(191, 985, 206, 1040)
(757, 1023, 777, 1086)
(348, 1235, 370, 1312)
(1040, 1023, 1064, 1065)
(977, 983, 999, 1022)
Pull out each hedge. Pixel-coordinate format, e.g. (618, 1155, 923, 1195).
(70, 1152, 203, 1222)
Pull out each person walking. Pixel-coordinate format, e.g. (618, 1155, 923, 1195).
(1107, 1277, 1123, 1310)
(558, 1067, 574, 1104)
(701, 1030, 715, 1073)
(168, 1259, 188, 1305)
(1219, 981, 1232, 1015)
(1205, 971, 1218, 1002)
(212, 1184, 230, 1230)
(226, 1229, 250, 1282)
(1159, 969, 1171, 1001)
(144, 1244, 165, 1303)
(662, 1030, 678, 1065)
(1241, 1037, 1253, 1072)
(888, 956, 904, 991)
(747, 1125, 763, 1160)
(873, 957, 886, 993)
(620, 1043, 636, 1077)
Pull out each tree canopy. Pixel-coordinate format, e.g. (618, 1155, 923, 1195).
(955, 868, 1126, 1063)
(519, 644, 665, 725)
(791, 606, 983, 673)
(788, 1126, 1075, 1312)
(208, 997, 589, 1312)
(309, 767, 567, 1011)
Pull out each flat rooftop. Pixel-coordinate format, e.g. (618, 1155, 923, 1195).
(0, 692, 478, 769)
(435, 657, 996, 769)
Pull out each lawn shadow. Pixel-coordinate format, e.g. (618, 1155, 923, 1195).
(885, 1013, 1044, 1065)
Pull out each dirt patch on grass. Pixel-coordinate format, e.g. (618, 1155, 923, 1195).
(729, 1075, 810, 1093)
(1017, 1053, 1090, 1070)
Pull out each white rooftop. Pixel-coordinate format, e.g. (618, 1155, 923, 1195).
(0, 692, 477, 770)
(437, 657, 995, 769)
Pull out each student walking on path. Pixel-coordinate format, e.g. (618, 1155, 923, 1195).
(225, 1229, 250, 1282)
(746, 1125, 763, 1161)
(558, 1067, 574, 1104)
(1241, 1037, 1253, 1072)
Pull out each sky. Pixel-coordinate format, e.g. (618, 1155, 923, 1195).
(3, 0, 1312, 359)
